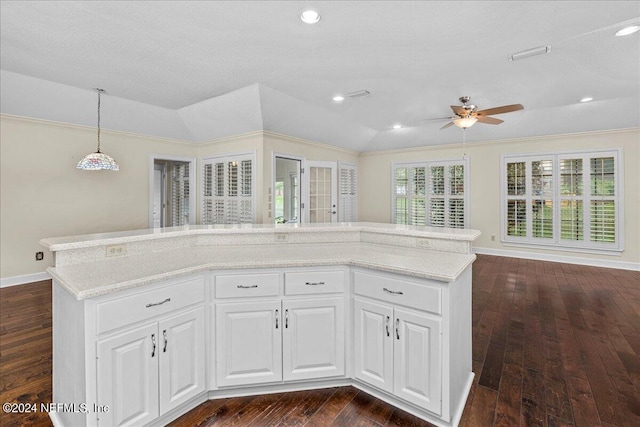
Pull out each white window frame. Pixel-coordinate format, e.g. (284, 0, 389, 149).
(391, 158, 469, 229)
(201, 151, 256, 224)
(500, 148, 624, 253)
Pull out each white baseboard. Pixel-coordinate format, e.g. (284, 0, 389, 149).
(1, 272, 50, 288)
(473, 247, 640, 271)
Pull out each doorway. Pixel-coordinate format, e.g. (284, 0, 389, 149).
(304, 161, 338, 223)
(149, 156, 196, 228)
(274, 156, 302, 223)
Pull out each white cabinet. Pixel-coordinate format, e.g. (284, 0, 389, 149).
(393, 307, 442, 413)
(213, 269, 346, 388)
(353, 299, 394, 393)
(215, 300, 282, 387)
(97, 323, 159, 427)
(159, 308, 206, 414)
(283, 297, 345, 381)
(354, 271, 444, 416)
(97, 307, 205, 427)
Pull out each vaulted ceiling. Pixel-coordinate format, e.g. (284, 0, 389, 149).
(1, 1, 639, 151)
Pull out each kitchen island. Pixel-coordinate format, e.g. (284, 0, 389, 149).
(42, 222, 479, 427)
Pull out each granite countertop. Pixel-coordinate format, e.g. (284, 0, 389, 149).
(40, 222, 481, 251)
(48, 242, 476, 300)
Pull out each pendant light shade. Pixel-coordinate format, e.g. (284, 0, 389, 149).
(77, 88, 119, 171)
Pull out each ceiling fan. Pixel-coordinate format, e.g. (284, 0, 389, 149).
(439, 96, 524, 130)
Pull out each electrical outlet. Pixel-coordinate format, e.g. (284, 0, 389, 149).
(106, 245, 127, 257)
(416, 238, 434, 248)
(274, 233, 289, 243)
(35, 251, 44, 261)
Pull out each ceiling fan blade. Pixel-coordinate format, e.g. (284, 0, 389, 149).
(476, 104, 524, 116)
(476, 116, 504, 125)
(440, 121, 455, 130)
(450, 105, 466, 116)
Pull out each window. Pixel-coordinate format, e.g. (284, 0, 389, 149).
(202, 152, 255, 224)
(501, 149, 622, 251)
(339, 162, 358, 222)
(392, 159, 468, 228)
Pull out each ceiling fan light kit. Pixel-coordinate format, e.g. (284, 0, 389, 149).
(508, 45, 551, 61)
(453, 117, 478, 129)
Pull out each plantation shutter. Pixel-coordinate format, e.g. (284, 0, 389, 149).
(502, 149, 620, 251)
(393, 160, 467, 228)
(505, 161, 527, 238)
(429, 165, 445, 227)
(202, 153, 255, 224)
(338, 163, 358, 222)
(447, 164, 466, 228)
(588, 155, 616, 244)
(170, 163, 189, 226)
(392, 166, 409, 225)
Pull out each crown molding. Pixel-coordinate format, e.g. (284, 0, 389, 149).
(0, 113, 193, 146)
(359, 127, 640, 157)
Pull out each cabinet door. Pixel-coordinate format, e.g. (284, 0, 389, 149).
(159, 307, 205, 415)
(97, 323, 159, 427)
(354, 298, 394, 393)
(216, 300, 282, 387)
(283, 297, 345, 381)
(393, 308, 442, 414)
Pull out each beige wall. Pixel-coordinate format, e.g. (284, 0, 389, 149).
(358, 129, 640, 266)
(0, 115, 194, 278)
(2, 114, 637, 280)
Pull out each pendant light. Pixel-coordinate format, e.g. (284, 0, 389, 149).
(77, 88, 119, 171)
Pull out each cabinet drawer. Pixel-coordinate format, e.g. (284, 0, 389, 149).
(96, 277, 205, 335)
(353, 271, 441, 315)
(285, 270, 345, 295)
(215, 273, 280, 299)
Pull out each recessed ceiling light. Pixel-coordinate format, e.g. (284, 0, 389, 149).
(579, 97, 594, 103)
(392, 124, 402, 130)
(332, 95, 344, 102)
(615, 25, 640, 36)
(301, 10, 320, 24)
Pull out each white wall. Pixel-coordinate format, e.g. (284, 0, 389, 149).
(358, 129, 640, 268)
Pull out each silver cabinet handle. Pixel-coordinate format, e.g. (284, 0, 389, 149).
(151, 333, 156, 357)
(285, 309, 289, 329)
(383, 288, 403, 296)
(275, 309, 279, 329)
(305, 281, 325, 286)
(395, 318, 400, 340)
(146, 298, 171, 308)
(163, 329, 168, 353)
(386, 316, 390, 337)
(237, 284, 258, 289)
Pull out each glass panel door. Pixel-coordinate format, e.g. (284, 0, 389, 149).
(305, 161, 338, 223)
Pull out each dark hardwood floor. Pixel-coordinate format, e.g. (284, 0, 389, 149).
(1, 255, 639, 426)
